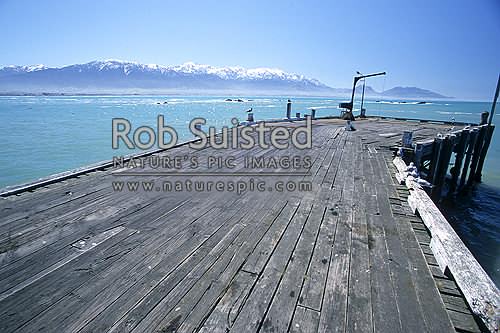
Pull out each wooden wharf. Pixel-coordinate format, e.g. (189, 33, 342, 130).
(0, 117, 498, 333)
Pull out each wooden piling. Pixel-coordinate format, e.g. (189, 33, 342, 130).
(480, 111, 489, 125)
(402, 131, 413, 148)
(431, 135, 454, 199)
(414, 139, 434, 172)
(467, 126, 487, 187)
(459, 128, 478, 190)
(474, 125, 495, 182)
(449, 131, 468, 195)
(429, 137, 443, 183)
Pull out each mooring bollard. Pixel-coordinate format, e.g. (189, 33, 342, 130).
(247, 112, 254, 122)
(296, 112, 300, 119)
(286, 99, 292, 118)
(311, 109, 316, 119)
(480, 111, 489, 125)
(402, 131, 413, 148)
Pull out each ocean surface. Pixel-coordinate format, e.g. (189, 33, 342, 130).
(0, 95, 498, 285)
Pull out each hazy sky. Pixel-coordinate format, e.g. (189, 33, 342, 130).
(0, 0, 499, 100)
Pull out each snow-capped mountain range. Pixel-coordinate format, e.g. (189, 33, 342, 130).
(0, 59, 331, 95)
(0, 59, 449, 98)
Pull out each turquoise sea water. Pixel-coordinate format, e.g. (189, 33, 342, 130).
(0, 95, 498, 285)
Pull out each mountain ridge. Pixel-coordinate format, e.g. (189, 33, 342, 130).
(0, 60, 450, 99)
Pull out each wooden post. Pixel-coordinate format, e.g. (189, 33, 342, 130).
(415, 142, 424, 170)
(402, 131, 413, 148)
(414, 139, 434, 173)
(432, 135, 454, 198)
(488, 73, 500, 125)
(311, 109, 316, 120)
(286, 99, 292, 119)
(295, 112, 300, 119)
(474, 125, 495, 182)
(467, 125, 487, 186)
(459, 128, 478, 190)
(480, 112, 489, 125)
(449, 131, 468, 195)
(429, 137, 443, 182)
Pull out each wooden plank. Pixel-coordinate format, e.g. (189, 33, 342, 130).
(259, 204, 326, 332)
(0, 227, 141, 332)
(448, 309, 482, 332)
(110, 212, 253, 333)
(297, 137, 345, 311)
(229, 200, 314, 332)
(289, 306, 320, 333)
(379, 160, 445, 333)
(197, 270, 258, 333)
(0, 226, 126, 302)
(0, 194, 186, 294)
(163, 200, 290, 333)
(359, 154, 402, 333)
(317, 133, 355, 333)
(396, 157, 500, 332)
(297, 206, 337, 311)
(345, 148, 372, 333)
(317, 213, 352, 333)
(53, 192, 272, 333)
(11, 191, 249, 332)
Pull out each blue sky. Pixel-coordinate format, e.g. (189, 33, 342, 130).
(0, 0, 498, 100)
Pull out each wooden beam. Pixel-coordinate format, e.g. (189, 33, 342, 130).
(393, 157, 500, 333)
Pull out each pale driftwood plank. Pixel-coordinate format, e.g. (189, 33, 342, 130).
(394, 156, 499, 332)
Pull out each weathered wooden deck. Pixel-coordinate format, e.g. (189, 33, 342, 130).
(0, 119, 482, 332)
